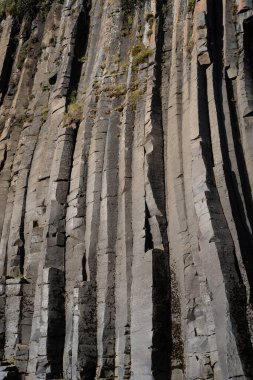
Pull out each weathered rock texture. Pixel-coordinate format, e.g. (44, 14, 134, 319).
(0, 0, 253, 378)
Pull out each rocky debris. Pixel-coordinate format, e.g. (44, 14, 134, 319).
(0, 0, 252, 379)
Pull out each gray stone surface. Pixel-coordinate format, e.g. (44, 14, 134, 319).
(0, 0, 252, 378)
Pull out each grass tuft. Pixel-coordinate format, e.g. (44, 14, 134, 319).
(187, 0, 195, 13)
(132, 43, 153, 66)
(64, 101, 83, 125)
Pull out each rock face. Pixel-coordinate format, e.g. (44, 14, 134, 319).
(0, 0, 253, 379)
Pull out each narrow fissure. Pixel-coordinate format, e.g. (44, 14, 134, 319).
(0, 23, 19, 105)
(244, 17, 253, 85)
(144, 202, 154, 252)
(66, 3, 90, 107)
(150, 2, 171, 377)
(198, 66, 214, 171)
(0, 148, 7, 172)
(47, 270, 65, 378)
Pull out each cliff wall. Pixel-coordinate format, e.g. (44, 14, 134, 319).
(0, 0, 253, 379)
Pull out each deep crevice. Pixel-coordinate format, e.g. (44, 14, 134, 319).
(66, 4, 90, 107)
(0, 23, 18, 105)
(144, 202, 154, 252)
(244, 17, 253, 84)
(150, 2, 171, 378)
(46, 269, 65, 379)
(0, 148, 7, 172)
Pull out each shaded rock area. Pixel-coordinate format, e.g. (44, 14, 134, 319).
(0, 0, 253, 379)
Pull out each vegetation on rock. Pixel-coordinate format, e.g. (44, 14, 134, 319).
(187, 0, 195, 13)
(0, 0, 63, 20)
(132, 43, 153, 66)
(64, 101, 83, 125)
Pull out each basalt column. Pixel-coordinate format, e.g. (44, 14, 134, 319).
(0, 0, 253, 379)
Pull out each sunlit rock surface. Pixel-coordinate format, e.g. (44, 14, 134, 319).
(0, 0, 253, 378)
